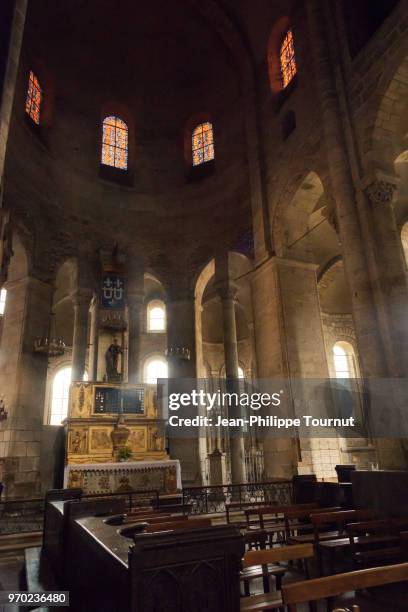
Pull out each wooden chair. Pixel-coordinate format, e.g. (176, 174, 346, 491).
(241, 530, 287, 596)
(240, 543, 314, 611)
(226, 501, 270, 529)
(247, 503, 319, 545)
(281, 561, 408, 612)
(285, 506, 343, 544)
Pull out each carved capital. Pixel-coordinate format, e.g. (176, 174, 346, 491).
(213, 280, 238, 302)
(72, 289, 94, 309)
(365, 180, 396, 206)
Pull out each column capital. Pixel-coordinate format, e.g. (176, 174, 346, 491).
(213, 280, 238, 302)
(127, 289, 144, 308)
(72, 289, 93, 308)
(365, 180, 397, 206)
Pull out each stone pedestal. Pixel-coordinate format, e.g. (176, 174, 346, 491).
(207, 448, 227, 487)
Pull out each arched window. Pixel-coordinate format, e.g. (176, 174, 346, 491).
(192, 122, 214, 166)
(238, 366, 245, 379)
(50, 367, 72, 425)
(333, 341, 358, 379)
(401, 221, 408, 268)
(144, 357, 168, 385)
(101, 116, 128, 170)
(280, 30, 297, 88)
(50, 367, 88, 425)
(0, 289, 7, 316)
(25, 70, 42, 124)
(147, 300, 166, 332)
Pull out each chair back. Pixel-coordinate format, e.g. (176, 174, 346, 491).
(243, 543, 314, 568)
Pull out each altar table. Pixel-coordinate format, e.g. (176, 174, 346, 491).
(64, 459, 181, 495)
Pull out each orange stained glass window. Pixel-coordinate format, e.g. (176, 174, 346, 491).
(280, 30, 297, 88)
(102, 116, 128, 170)
(192, 122, 214, 166)
(25, 71, 42, 124)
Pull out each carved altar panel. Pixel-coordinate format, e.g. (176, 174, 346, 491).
(68, 428, 88, 455)
(89, 427, 112, 453)
(128, 427, 147, 453)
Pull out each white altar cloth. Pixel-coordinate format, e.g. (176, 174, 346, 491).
(64, 459, 181, 494)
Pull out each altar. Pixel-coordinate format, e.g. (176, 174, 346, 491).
(64, 460, 181, 495)
(64, 381, 180, 495)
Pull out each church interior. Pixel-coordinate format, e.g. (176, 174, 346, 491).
(1, 0, 408, 610)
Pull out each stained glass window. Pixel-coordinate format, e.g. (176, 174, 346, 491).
(25, 71, 42, 124)
(280, 30, 297, 88)
(102, 116, 128, 170)
(192, 122, 214, 167)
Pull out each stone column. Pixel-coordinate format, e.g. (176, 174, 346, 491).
(127, 258, 144, 384)
(218, 283, 246, 484)
(88, 296, 99, 381)
(306, 0, 387, 378)
(166, 294, 201, 484)
(71, 290, 92, 382)
(127, 294, 144, 384)
(215, 253, 246, 484)
(363, 179, 408, 376)
(251, 257, 342, 480)
(0, 0, 27, 187)
(0, 273, 53, 496)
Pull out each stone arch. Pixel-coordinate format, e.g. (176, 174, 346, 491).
(401, 220, 408, 268)
(365, 51, 408, 175)
(274, 170, 338, 264)
(7, 232, 29, 283)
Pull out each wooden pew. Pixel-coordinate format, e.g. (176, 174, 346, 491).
(281, 561, 408, 612)
(347, 518, 408, 568)
(144, 517, 212, 533)
(310, 509, 375, 574)
(240, 543, 314, 611)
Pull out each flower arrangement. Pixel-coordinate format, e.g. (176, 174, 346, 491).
(117, 445, 133, 462)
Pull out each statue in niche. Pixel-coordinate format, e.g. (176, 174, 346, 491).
(105, 338, 123, 382)
(151, 427, 164, 451)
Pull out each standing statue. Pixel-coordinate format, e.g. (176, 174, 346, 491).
(105, 338, 123, 381)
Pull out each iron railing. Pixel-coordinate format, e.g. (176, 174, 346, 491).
(0, 480, 294, 534)
(182, 480, 293, 515)
(0, 489, 159, 535)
